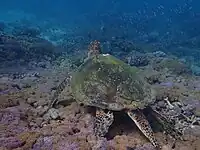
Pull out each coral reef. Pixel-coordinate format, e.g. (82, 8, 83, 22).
(12, 26, 41, 37)
(153, 58, 192, 75)
(1, 54, 200, 150)
(0, 31, 61, 68)
(1, 11, 200, 149)
(126, 51, 149, 67)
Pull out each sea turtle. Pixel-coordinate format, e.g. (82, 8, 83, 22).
(48, 40, 180, 149)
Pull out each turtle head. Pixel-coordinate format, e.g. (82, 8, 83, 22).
(88, 40, 101, 58)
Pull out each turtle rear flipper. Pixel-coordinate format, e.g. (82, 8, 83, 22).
(127, 110, 161, 149)
(150, 108, 183, 140)
(94, 108, 114, 137)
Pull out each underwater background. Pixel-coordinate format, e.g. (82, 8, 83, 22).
(1, 0, 200, 150)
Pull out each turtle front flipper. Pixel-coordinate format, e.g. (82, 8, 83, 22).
(49, 75, 72, 108)
(94, 108, 114, 137)
(127, 110, 161, 149)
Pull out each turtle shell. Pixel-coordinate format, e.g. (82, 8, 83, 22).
(71, 54, 156, 111)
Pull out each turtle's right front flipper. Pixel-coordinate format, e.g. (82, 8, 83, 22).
(94, 108, 114, 137)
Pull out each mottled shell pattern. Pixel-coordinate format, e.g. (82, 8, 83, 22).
(71, 41, 156, 111)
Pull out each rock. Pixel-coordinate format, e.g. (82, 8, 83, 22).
(191, 65, 200, 76)
(48, 108, 59, 120)
(0, 137, 24, 149)
(43, 105, 49, 110)
(35, 117, 44, 127)
(32, 136, 54, 150)
(37, 62, 47, 68)
(27, 97, 37, 105)
(11, 83, 21, 90)
(33, 102, 39, 108)
(56, 140, 79, 150)
(0, 107, 21, 125)
(194, 107, 200, 117)
(176, 146, 191, 150)
(127, 51, 149, 67)
(184, 125, 200, 136)
(36, 106, 48, 116)
(162, 145, 172, 150)
(43, 113, 51, 122)
(16, 131, 41, 149)
(152, 51, 166, 57)
(134, 143, 156, 150)
(35, 98, 49, 107)
(183, 99, 200, 114)
(92, 139, 108, 150)
(154, 58, 191, 75)
(29, 122, 38, 128)
(157, 101, 165, 108)
(22, 83, 32, 88)
(160, 82, 173, 87)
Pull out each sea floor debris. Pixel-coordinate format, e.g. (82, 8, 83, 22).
(0, 58, 200, 150)
(0, 11, 200, 149)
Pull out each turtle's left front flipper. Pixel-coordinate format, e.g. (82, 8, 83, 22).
(45, 75, 72, 114)
(127, 110, 161, 149)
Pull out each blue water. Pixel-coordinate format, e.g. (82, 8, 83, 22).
(0, 0, 200, 68)
(1, 1, 200, 149)
(1, 0, 199, 22)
